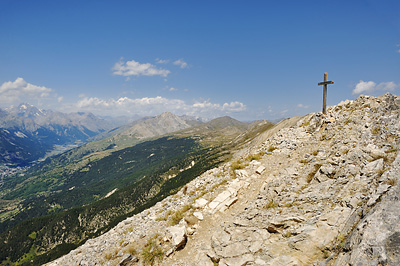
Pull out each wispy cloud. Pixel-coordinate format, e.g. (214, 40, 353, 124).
(0, 78, 53, 106)
(70, 96, 246, 118)
(112, 59, 170, 77)
(352, 80, 398, 95)
(156, 58, 169, 64)
(162, 86, 179, 92)
(297, 104, 309, 109)
(173, 59, 188, 69)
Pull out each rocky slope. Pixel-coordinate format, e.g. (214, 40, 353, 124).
(118, 112, 197, 139)
(89, 112, 204, 149)
(46, 93, 400, 266)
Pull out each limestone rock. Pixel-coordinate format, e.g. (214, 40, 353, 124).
(362, 158, 384, 176)
(167, 225, 187, 249)
(193, 211, 204, 220)
(256, 165, 266, 174)
(194, 198, 208, 208)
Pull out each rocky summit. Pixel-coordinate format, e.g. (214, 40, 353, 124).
(47, 93, 400, 266)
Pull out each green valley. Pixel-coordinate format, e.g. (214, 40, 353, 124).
(0, 116, 272, 265)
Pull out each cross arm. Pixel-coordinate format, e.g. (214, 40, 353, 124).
(318, 81, 334, 86)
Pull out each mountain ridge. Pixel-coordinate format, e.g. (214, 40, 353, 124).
(0, 112, 260, 265)
(43, 93, 400, 266)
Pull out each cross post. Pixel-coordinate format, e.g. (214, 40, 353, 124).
(318, 72, 334, 114)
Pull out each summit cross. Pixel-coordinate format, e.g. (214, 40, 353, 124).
(318, 72, 334, 114)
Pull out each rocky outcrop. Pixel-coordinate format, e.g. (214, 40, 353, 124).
(335, 154, 400, 266)
(46, 93, 400, 266)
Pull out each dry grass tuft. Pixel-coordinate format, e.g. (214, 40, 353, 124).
(141, 234, 164, 265)
(267, 146, 277, 152)
(264, 199, 277, 209)
(307, 164, 322, 183)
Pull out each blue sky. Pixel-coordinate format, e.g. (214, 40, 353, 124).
(0, 0, 399, 121)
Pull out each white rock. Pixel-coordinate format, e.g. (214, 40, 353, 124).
(167, 225, 187, 248)
(362, 158, 384, 176)
(194, 198, 208, 208)
(213, 190, 233, 204)
(208, 201, 220, 210)
(256, 166, 266, 175)
(193, 212, 204, 220)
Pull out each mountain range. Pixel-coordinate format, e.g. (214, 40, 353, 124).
(0, 104, 120, 166)
(0, 104, 203, 167)
(0, 106, 270, 265)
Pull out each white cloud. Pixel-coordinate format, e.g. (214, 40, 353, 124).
(71, 96, 246, 118)
(222, 101, 247, 112)
(0, 78, 53, 106)
(112, 59, 170, 77)
(297, 104, 309, 109)
(173, 59, 188, 69)
(169, 87, 178, 91)
(156, 58, 169, 64)
(352, 80, 398, 95)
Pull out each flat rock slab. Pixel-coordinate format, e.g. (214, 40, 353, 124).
(194, 198, 208, 208)
(215, 242, 249, 258)
(256, 166, 266, 175)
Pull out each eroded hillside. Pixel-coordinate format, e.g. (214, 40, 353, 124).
(48, 93, 399, 266)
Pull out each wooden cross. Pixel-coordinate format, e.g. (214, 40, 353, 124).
(318, 72, 334, 114)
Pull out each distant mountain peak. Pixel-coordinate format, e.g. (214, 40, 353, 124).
(158, 111, 175, 117)
(8, 103, 46, 118)
(118, 111, 192, 139)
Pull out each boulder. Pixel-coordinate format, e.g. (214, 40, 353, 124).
(167, 225, 187, 249)
(346, 184, 400, 266)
